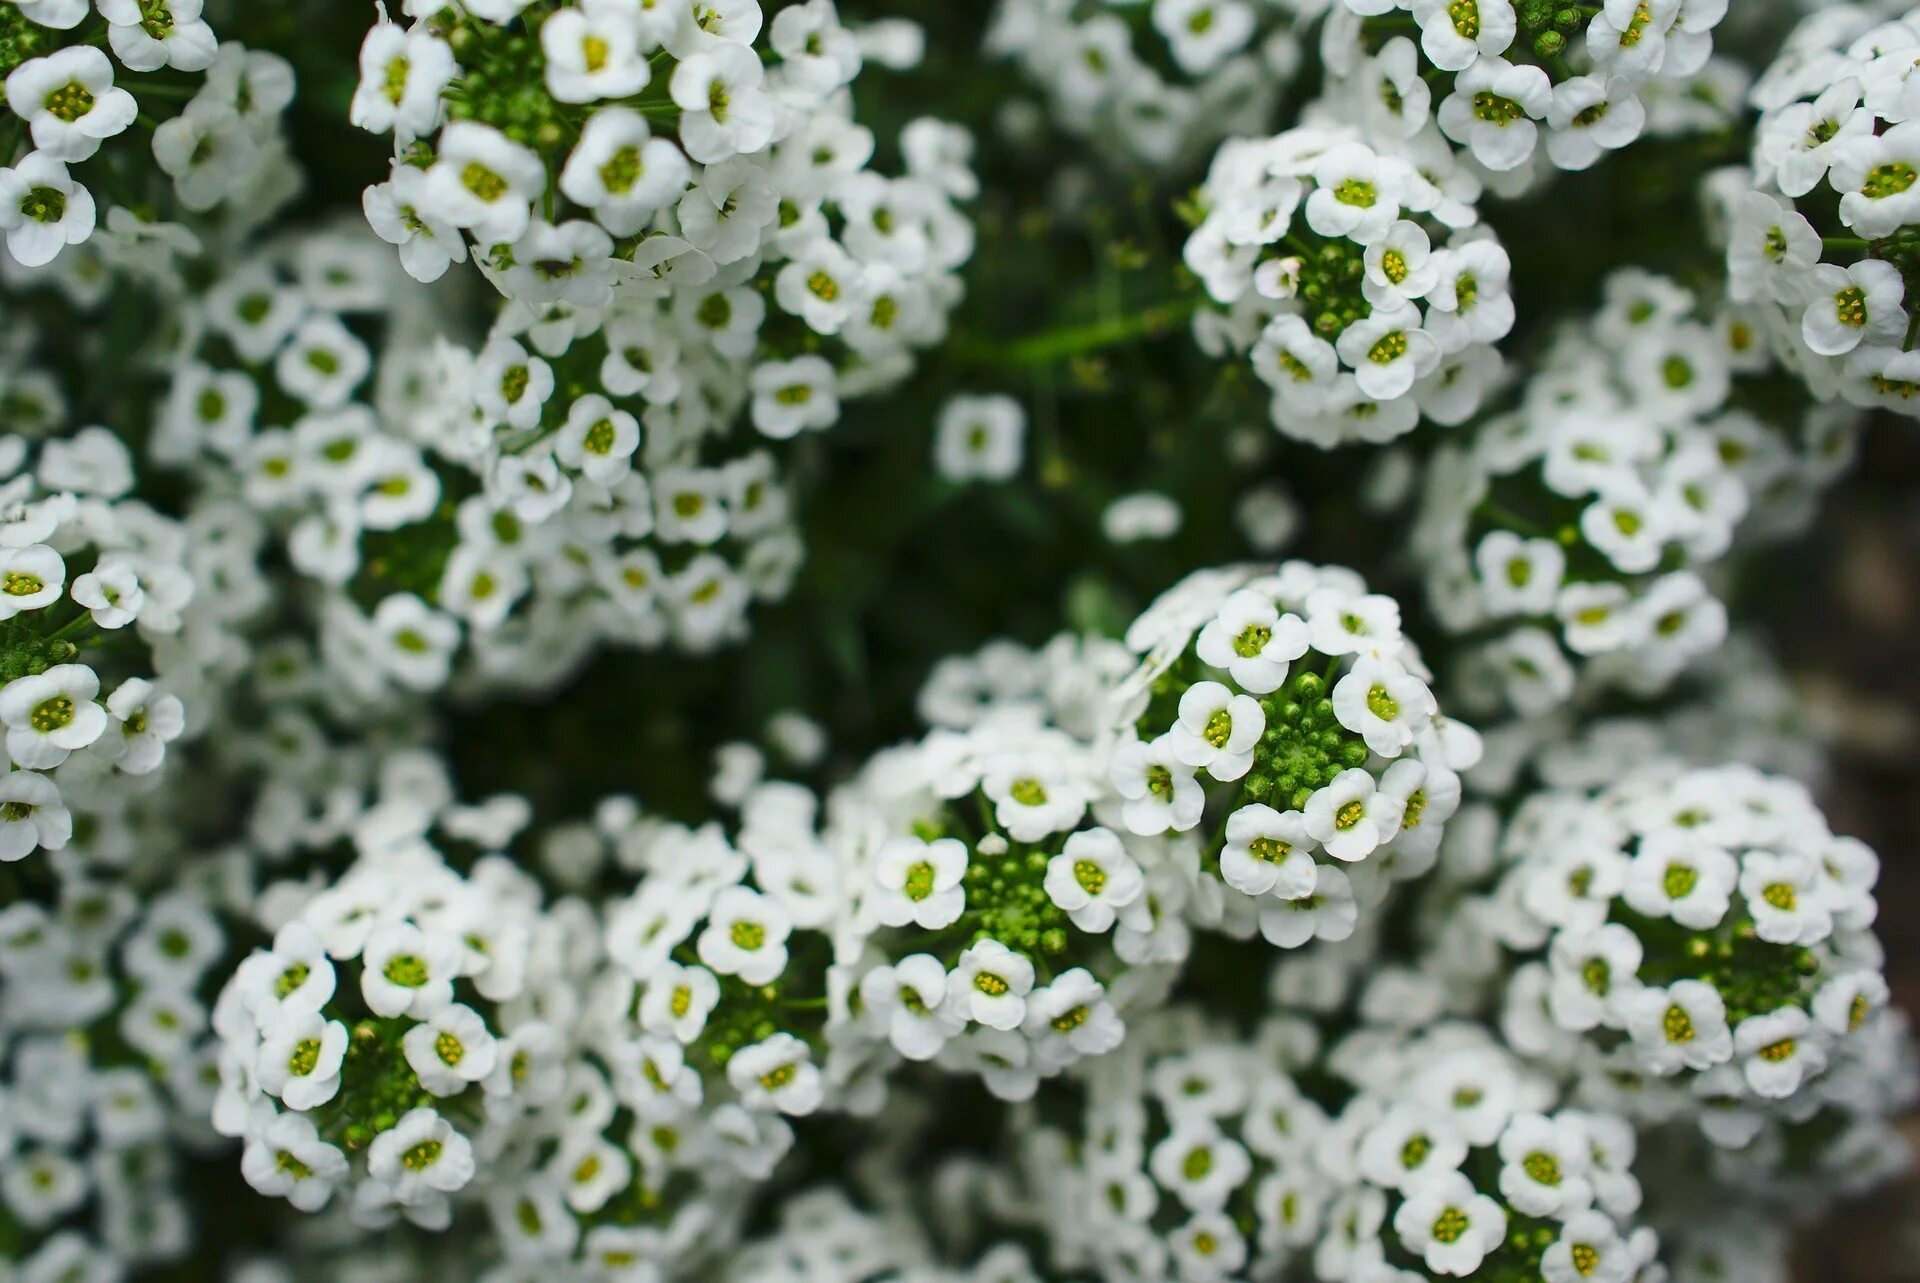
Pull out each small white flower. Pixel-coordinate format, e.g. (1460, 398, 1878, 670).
(1331, 655, 1434, 758)
(870, 835, 967, 930)
(0, 771, 72, 862)
(366, 1107, 476, 1202)
(241, 1112, 348, 1212)
(1110, 735, 1205, 836)
(1194, 590, 1310, 694)
(1391, 1170, 1508, 1276)
(1621, 979, 1733, 1076)
(4, 47, 138, 162)
(1304, 768, 1398, 863)
(1256, 863, 1357, 947)
(934, 393, 1025, 482)
(1043, 827, 1146, 933)
(671, 41, 777, 164)
(1437, 56, 1551, 173)
(403, 1003, 499, 1097)
(360, 921, 460, 1018)
(696, 885, 793, 984)
(256, 1007, 349, 1111)
(1801, 259, 1907, 358)
(1170, 680, 1265, 782)
(726, 1032, 823, 1115)
(92, 678, 185, 776)
(1220, 804, 1318, 900)
(1732, 1007, 1827, 1101)
(541, 2, 651, 103)
(0, 152, 95, 268)
(0, 663, 106, 769)
(859, 953, 965, 1061)
(946, 938, 1035, 1030)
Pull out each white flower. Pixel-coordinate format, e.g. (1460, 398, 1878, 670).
(4, 47, 138, 162)
(1621, 831, 1736, 929)
(1737, 850, 1832, 946)
(1251, 315, 1342, 410)
(1194, 590, 1310, 694)
(1110, 735, 1205, 836)
(1043, 827, 1146, 933)
(366, 1107, 476, 1202)
(1169, 680, 1264, 782)
(946, 938, 1035, 1030)
(727, 1032, 823, 1114)
(1306, 142, 1406, 244)
(1621, 979, 1733, 1075)
(1832, 119, 1920, 239)
(542, 2, 651, 103)
(1495, 1112, 1594, 1218)
(1304, 768, 1399, 862)
(363, 165, 469, 283)
(1332, 655, 1434, 757)
(98, 0, 218, 72)
(423, 121, 545, 244)
(1725, 190, 1820, 307)
(981, 756, 1090, 842)
(1732, 1007, 1827, 1100)
(1150, 1117, 1254, 1212)
(1151, 0, 1256, 75)
(697, 885, 793, 984)
(558, 107, 692, 236)
(870, 835, 967, 930)
(934, 393, 1025, 482)
(1801, 259, 1907, 358)
(0, 545, 64, 619)
(1219, 804, 1318, 899)
(1437, 57, 1552, 173)
(1256, 863, 1357, 947)
(1544, 76, 1646, 171)
(0, 152, 95, 268)
(256, 1007, 349, 1111)
(1410, 0, 1516, 71)
(92, 678, 186, 776)
(749, 356, 840, 439)
(671, 41, 777, 164)
(241, 1112, 348, 1212)
(859, 953, 964, 1061)
(1392, 1171, 1508, 1276)
(1023, 967, 1124, 1068)
(1473, 530, 1565, 618)
(0, 663, 106, 769)
(1542, 1210, 1634, 1283)
(639, 961, 722, 1043)
(350, 21, 456, 139)
(0, 771, 71, 861)
(360, 921, 460, 1018)
(1545, 923, 1643, 1032)
(403, 1003, 500, 1097)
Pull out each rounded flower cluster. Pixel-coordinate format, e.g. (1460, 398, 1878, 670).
(0, 866, 234, 1275)
(351, 0, 975, 414)
(216, 843, 563, 1227)
(1021, 1003, 1659, 1283)
(1, 0, 297, 271)
(0, 413, 252, 862)
(1490, 764, 1897, 1146)
(1319, 0, 1729, 179)
(1184, 124, 1514, 447)
(1113, 562, 1478, 951)
(1411, 269, 1855, 722)
(825, 704, 1191, 1099)
(1730, 4, 1920, 418)
(985, 0, 1308, 168)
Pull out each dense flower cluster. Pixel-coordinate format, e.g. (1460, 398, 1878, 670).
(1411, 269, 1855, 721)
(1731, 3, 1920, 418)
(1185, 124, 1514, 447)
(0, 4, 1914, 1283)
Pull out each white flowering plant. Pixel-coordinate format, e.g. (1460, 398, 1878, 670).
(0, 3, 1915, 1283)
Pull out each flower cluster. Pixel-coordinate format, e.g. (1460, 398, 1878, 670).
(1320, 0, 1729, 180)
(0, 862, 235, 1274)
(1488, 765, 1900, 1149)
(1411, 269, 1855, 721)
(985, 0, 1308, 168)
(1184, 125, 1514, 447)
(1019, 998, 1660, 1283)
(1, 0, 297, 271)
(216, 833, 563, 1227)
(1114, 562, 1477, 949)
(1729, 4, 1920, 418)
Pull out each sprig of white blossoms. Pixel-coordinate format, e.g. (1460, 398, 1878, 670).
(1317, 0, 1729, 182)
(1185, 124, 1514, 447)
(985, 0, 1310, 168)
(1483, 764, 1903, 1153)
(0, 863, 236, 1275)
(1, 0, 300, 273)
(1014, 999, 1660, 1283)
(1112, 562, 1479, 951)
(1727, 3, 1920, 418)
(351, 0, 975, 441)
(1411, 268, 1857, 722)
(216, 823, 568, 1228)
